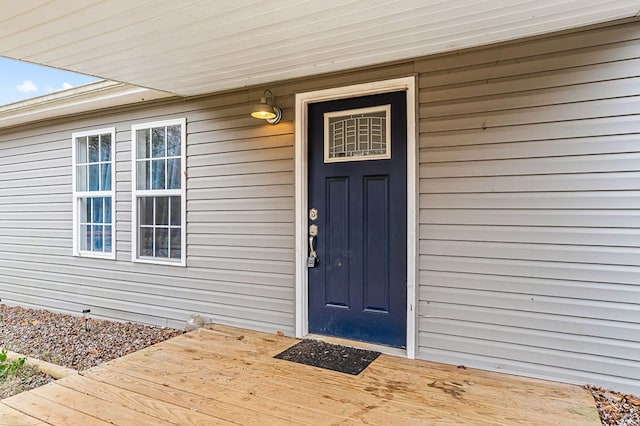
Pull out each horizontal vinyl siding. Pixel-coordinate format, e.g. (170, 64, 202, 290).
(0, 93, 296, 332)
(418, 21, 640, 393)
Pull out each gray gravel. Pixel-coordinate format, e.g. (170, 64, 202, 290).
(586, 385, 640, 426)
(0, 304, 183, 371)
(0, 364, 54, 399)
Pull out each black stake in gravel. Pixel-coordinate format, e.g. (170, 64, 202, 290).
(82, 309, 91, 332)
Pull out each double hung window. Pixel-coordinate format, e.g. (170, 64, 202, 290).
(72, 128, 116, 258)
(132, 119, 186, 265)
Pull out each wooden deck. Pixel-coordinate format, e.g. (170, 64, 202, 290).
(0, 324, 600, 425)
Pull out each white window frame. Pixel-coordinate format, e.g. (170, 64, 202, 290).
(72, 127, 116, 259)
(131, 118, 186, 266)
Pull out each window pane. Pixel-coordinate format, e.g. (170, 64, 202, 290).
(76, 137, 87, 164)
(80, 225, 89, 251)
(89, 164, 100, 191)
(88, 136, 100, 163)
(170, 196, 181, 226)
(152, 159, 166, 190)
(78, 197, 112, 253)
(105, 197, 112, 222)
(137, 129, 150, 159)
(139, 197, 154, 226)
(170, 228, 181, 259)
(81, 198, 91, 223)
(151, 127, 165, 158)
(167, 158, 181, 189)
(155, 228, 168, 258)
(76, 165, 87, 191)
(101, 163, 111, 191)
(104, 225, 112, 252)
(93, 225, 103, 251)
(325, 106, 390, 163)
(92, 197, 103, 223)
(136, 160, 150, 190)
(156, 197, 169, 225)
(167, 125, 181, 156)
(100, 134, 111, 161)
(140, 227, 154, 257)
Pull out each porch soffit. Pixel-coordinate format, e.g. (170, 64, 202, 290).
(1, 1, 639, 100)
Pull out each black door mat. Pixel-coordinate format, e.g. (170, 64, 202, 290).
(274, 339, 380, 375)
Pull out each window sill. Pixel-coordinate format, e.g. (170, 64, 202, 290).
(132, 256, 186, 267)
(74, 251, 116, 260)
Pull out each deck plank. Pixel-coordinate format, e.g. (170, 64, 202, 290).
(2, 390, 113, 425)
(81, 369, 308, 426)
(1, 324, 600, 425)
(0, 402, 47, 425)
(55, 374, 237, 426)
(26, 382, 177, 425)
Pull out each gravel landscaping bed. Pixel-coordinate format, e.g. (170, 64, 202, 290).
(0, 304, 183, 398)
(586, 385, 640, 426)
(0, 364, 53, 400)
(0, 304, 182, 372)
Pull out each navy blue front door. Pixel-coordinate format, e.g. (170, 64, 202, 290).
(307, 91, 407, 348)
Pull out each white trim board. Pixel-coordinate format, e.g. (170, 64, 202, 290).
(0, 81, 173, 130)
(294, 76, 418, 358)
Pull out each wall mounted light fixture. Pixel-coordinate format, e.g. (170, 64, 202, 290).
(250, 89, 281, 124)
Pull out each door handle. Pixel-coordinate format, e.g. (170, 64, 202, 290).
(309, 236, 317, 258)
(308, 224, 318, 267)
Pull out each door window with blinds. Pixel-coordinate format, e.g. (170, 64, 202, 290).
(324, 105, 391, 163)
(131, 118, 186, 266)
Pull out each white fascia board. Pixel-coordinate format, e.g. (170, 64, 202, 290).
(0, 80, 175, 129)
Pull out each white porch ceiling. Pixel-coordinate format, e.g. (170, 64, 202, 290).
(2, 0, 640, 97)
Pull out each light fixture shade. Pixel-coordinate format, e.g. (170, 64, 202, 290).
(251, 98, 277, 119)
(250, 91, 282, 124)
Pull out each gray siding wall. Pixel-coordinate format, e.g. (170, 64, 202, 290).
(0, 98, 295, 331)
(417, 21, 640, 393)
(0, 19, 638, 393)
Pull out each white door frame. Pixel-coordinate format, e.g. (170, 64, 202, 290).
(294, 76, 418, 358)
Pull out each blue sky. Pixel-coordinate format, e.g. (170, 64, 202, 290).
(0, 57, 98, 106)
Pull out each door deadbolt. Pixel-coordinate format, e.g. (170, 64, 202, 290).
(309, 208, 318, 221)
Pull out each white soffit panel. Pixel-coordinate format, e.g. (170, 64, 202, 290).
(1, 0, 639, 97)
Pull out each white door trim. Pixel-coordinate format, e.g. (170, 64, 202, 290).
(294, 76, 418, 358)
